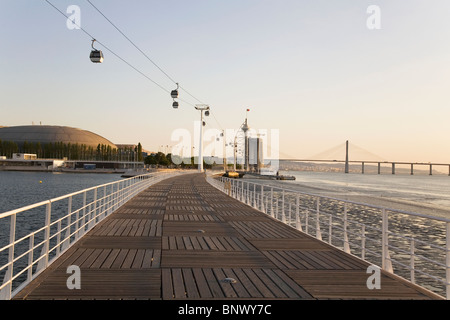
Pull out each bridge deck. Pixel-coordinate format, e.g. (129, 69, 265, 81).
(13, 173, 442, 300)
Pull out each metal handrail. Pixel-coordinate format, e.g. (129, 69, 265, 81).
(0, 170, 184, 300)
(207, 175, 450, 300)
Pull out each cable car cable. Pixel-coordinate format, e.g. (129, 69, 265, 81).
(85, 0, 210, 108)
(43, 0, 171, 94)
(86, 0, 179, 86)
(45, 0, 224, 128)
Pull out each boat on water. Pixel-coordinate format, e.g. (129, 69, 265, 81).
(276, 175, 296, 180)
(223, 171, 296, 181)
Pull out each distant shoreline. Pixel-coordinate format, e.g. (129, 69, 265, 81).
(0, 166, 126, 174)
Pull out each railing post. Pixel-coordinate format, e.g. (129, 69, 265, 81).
(230, 179, 234, 198)
(305, 208, 309, 234)
(253, 184, 256, 208)
(44, 201, 52, 268)
(119, 180, 123, 206)
(361, 225, 366, 260)
(240, 180, 244, 201)
(343, 203, 350, 253)
(316, 198, 322, 241)
(289, 203, 292, 227)
(246, 182, 250, 204)
(382, 209, 393, 273)
(446, 222, 450, 300)
(276, 198, 279, 221)
(112, 182, 117, 211)
(265, 191, 268, 215)
(91, 188, 97, 229)
(56, 220, 61, 256)
(27, 234, 34, 283)
(64, 195, 72, 250)
(295, 194, 302, 231)
(103, 185, 107, 218)
(270, 188, 274, 218)
(328, 214, 332, 245)
(81, 191, 87, 237)
(1, 214, 16, 300)
(261, 185, 265, 213)
(233, 179, 236, 199)
(410, 238, 415, 284)
(281, 190, 286, 223)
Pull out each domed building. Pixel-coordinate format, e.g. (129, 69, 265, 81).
(0, 125, 126, 162)
(0, 125, 117, 149)
(0, 125, 145, 171)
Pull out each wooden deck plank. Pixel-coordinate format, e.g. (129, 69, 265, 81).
(12, 173, 443, 300)
(161, 251, 277, 269)
(202, 268, 225, 298)
(213, 268, 237, 298)
(241, 269, 276, 298)
(222, 268, 251, 298)
(17, 269, 161, 300)
(182, 268, 201, 299)
(192, 268, 213, 298)
(231, 268, 263, 298)
(101, 249, 121, 269)
(172, 268, 187, 299)
(285, 270, 432, 299)
(252, 269, 288, 298)
(161, 269, 174, 300)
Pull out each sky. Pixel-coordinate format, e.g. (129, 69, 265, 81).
(1, 0, 450, 163)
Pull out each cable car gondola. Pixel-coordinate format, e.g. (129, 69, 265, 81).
(172, 101, 179, 109)
(171, 83, 179, 99)
(90, 39, 104, 63)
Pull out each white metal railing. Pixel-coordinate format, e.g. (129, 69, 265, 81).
(207, 175, 450, 300)
(0, 170, 184, 300)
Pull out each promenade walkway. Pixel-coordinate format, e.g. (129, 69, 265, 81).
(13, 173, 442, 300)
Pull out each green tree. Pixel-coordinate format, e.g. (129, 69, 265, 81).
(144, 154, 157, 165)
(137, 143, 143, 162)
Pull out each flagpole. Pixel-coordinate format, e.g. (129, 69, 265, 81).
(243, 108, 250, 172)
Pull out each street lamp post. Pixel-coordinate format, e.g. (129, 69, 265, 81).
(195, 104, 210, 172)
(233, 114, 250, 172)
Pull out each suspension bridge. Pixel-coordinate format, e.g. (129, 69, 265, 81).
(279, 141, 450, 175)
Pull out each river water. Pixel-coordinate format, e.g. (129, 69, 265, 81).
(2, 170, 450, 215)
(244, 171, 450, 219)
(0, 171, 124, 214)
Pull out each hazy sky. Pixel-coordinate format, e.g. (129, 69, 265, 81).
(1, 0, 450, 163)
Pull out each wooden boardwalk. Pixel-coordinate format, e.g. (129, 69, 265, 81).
(13, 173, 443, 300)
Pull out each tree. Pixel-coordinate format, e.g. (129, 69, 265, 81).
(144, 154, 157, 165)
(137, 143, 143, 162)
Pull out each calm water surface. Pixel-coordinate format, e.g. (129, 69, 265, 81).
(2, 171, 450, 215)
(290, 171, 450, 206)
(245, 171, 450, 218)
(0, 171, 123, 213)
